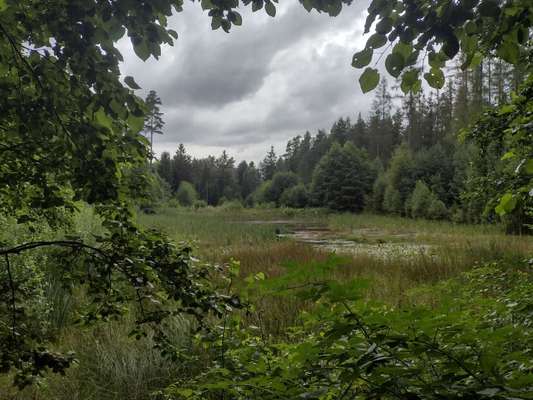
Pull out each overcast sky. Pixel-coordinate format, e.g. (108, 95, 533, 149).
(119, 1, 373, 163)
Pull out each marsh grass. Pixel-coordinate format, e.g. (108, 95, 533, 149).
(5, 206, 530, 399)
(9, 314, 195, 400)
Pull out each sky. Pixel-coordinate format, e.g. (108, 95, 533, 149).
(119, 1, 374, 163)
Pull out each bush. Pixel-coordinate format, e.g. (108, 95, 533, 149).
(167, 198, 181, 208)
(176, 181, 198, 207)
(409, 180, 448, 219)
(265, 172, 299, 206)
(219, 200, 244, 211)
(251, 181, 273, 205)
(244, 194, 255, 208)
(428, 198, 448, 220)
(370, 174, 387, 213)
(280, 184, 309, 208)
(193, 200, 207, 209)
(382, 185, 402, 214)
(410, 181, 433, 218)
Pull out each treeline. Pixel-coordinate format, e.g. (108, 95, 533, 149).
(154, 59, 527, 229)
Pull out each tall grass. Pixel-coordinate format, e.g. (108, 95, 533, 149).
(3, 205, 531, 399)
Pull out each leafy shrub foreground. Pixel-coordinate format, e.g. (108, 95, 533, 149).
(163, 259, 533, 400)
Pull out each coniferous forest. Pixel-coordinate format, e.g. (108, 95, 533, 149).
(155, 61, 530, 232)
(1, 1, 532, 399)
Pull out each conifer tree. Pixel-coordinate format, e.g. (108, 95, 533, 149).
(260, 146, 278, 181)
(144, 90, 165, 163)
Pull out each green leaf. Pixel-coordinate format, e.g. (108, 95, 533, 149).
(327, 0, 342, 17)
(424, 67, 445, 89)
(442, 35, 459, 59)
(376, 17, 392, 34)
(95, 108, 113, 131)
(351, 48, 373, 69)
(201, 0, 214, 10)
(385, 53, 404, 78)
(252, 0, 264, 12)
(168, 29, 178, 39)
(464, 20, 478, 35)
(229, 11, 242, 26)
(124, 76, 141, 90)
(496, 193, 517, 215)
(265, 1, 276, 17)
(359, 68, 380, 93)
(400, 69, 420, 93)
(392, 42, 412, 60)
(133, 40, 151, 61)
(501, 151, 515, 160)
(366, 33, 387, 49)
(127, 114, 145, 134)
(497, 40, 519, 64)
(428, 51, 446, 68)
(211, 16, 222, 30)
(524, 159, 533, 175)
(0, 0, 7, 11)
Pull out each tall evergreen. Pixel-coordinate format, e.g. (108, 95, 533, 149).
(172, 144, 193, 192)
(311, 142, 376, 212)
(260, 146, 278, 181)
(144, 90, 165, 163)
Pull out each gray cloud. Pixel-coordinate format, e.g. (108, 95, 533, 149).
(119, 1, 374, 162)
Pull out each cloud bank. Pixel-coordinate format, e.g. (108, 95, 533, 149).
(119, 1, 372, 162)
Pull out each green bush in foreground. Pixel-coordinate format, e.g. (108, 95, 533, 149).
(163, 259, 533, 400)
(176, 181, 198, 207)
(280, 184, 309, 208)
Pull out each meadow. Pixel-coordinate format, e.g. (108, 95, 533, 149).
(3, 205, 532, 399)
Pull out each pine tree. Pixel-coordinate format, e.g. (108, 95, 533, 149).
(311, 143, 376, 211)
(157, 151, 173, 185)
(144, 90, 165, 163)
(260, 146, 278, 180)
(171, 144, 192, 192)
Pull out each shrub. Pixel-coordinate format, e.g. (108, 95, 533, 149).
(251, 181, 273, 205)
(193, 200, 207, 209)
(219, 200, 244, 211)
(167, 198, 181, 208)
(176, 181, 198, 207)
(382, 185, 402, 214)
(280, 184, 309, 208)
(409, 180, 448, 219)
(244, 194, 255, 208)
(370, 173, 387, 213)
(428, 198, 448, 220)
(410, 181, 433, 218)
(265, 172, 299, 206)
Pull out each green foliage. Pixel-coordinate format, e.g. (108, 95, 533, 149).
(176, 181, 198, 207)
(163, 259, 533, 400)
(264, 172, 300, 206)
(409, 180, 448, 220)
(428, 197, 449, 220)
(463, 76, 533, 233)
(383, 185, 402, 214)
(219, 199, 244, 211)
(251, 180, 273, 205)
(193, 200, 208, 210)
(350, 0, 532, 92)
(311, 142, 376, 211)
(280, 184, 309, 208)
(369, 173, 387, 212)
